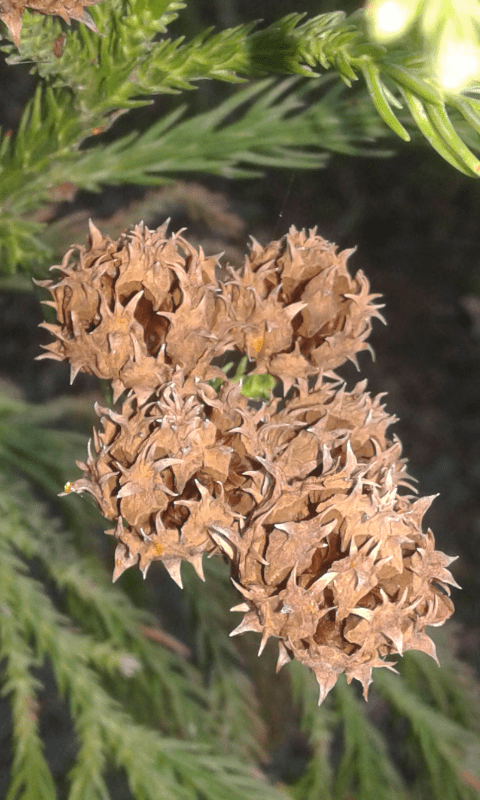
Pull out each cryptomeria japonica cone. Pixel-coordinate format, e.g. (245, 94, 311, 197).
(37, 221, 459, 704)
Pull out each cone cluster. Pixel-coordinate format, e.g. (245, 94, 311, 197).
(37, 220, 458, 703)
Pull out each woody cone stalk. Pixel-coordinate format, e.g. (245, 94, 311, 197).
(37, 221, 459, 704)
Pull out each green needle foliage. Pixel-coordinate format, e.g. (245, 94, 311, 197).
(1, 0, 480, 798)
(1, 0, 480, 272)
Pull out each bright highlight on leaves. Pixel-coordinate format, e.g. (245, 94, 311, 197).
(366, 0, 480, 92)
(436, 32, 480, 91)
(2, 2, 480, 284)
(367, 0, 419, 41)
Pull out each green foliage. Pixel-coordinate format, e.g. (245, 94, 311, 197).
(0, 214, 53, 277)
(182, 557, 268, 762)
(213, 355, 279, 400)
(1, 387, 478, 799)
(288, 660, 336, 799)
(374, 664, 480, 800)
(0, 72, 395, 274)
(286, 652, 480, 800)
(2, 1, 480, 272)
(0, 451, 290, 800)
(332, 676, 407, 800)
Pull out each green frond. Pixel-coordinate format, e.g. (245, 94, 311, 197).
(285, 641, 480, 800)
(400, 88, 479, 175)
(0, 214, 53, 277)
(0, 391, 101, 539)
(297, 12, 480, 174)
(0, 582, 57, 800)
(1, 75, 395, 275)
(0, 478, 289, 800)
(374, 664, 480, 800)
(360, 60, 411, 141)
(57, 78, 331, 190)
(1, 5, 479, 193)
(333, 677, 407, 800)
(182, 558, 268, 762)
(399, 638, 480, 731)
(2, 481, 208, 732)
(2, 4, 480, 275)
(288, 660, 335, 800)
(449, 93, 480, 139)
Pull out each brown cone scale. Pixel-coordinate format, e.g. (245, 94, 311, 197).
(0, 0, 102, 47)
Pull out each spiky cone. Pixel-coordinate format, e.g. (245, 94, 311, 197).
(217, 380, 459, 705)
(216, 226, 386, 394)
(64, 375, 246, 585)
(50, 221, 459, 704)
(261, 373, 413, 488)
(0, 0, 102, 47)
(36, 220, 230, 403)
(36, 222, 384, 403)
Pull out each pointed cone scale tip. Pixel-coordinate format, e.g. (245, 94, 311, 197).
(190, 554, 205, 582)
(163, 559, 183, 589)
(317, 682, 331, 706)
(88, 218, 103, 247)
(258, 632, 270, 657)
(229, 617, 260, 637)
(230, 602, 250, 613)
(112, 560, 129, 583)
(70, 364, 82, 384)
(209, 530, 235, 560)
(275, 643, 292, 673)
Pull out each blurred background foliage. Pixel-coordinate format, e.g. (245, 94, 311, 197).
(1, 0, 480, 798)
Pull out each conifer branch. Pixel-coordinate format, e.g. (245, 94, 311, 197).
(400, 639, 480, 730)
(0, 395, 101, 538)
(0, 480, 290, 800)
(2, 2, 480, 274)
(333, 676, 406, 799)
(288, 660, 335, 799)
(0, 75, 392, 275)
(0, 469, 211, 735)
(373, 667, 480, 798)
(182, 557, 268, 761)
(3, 2, 480, 180)
(53, 77, 393, 192)
(0, 552, 57, 800)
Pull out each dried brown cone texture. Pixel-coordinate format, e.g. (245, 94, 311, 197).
(37, 221, 384, 403)
(0, 0, 102, 47)
(37, 220, 231, 403)
(40, 221, 458, 704)
(66, 375, 243, 586)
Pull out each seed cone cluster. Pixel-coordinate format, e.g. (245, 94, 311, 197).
(37, 220, 458, 703)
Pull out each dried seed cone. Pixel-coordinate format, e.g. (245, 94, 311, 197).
(36, 220, 226, 403)
(45, 221, 458, 704)
(37, 223, 384, 402)
(218, 378, 458, 704)
(218, 226, 385, 394)
(65, 373, 242, 586)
